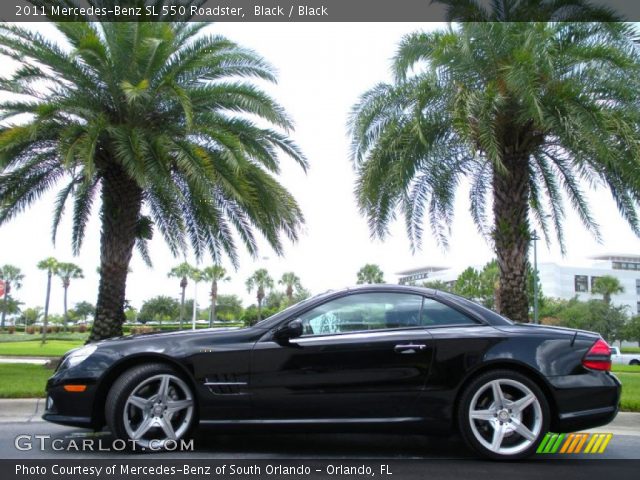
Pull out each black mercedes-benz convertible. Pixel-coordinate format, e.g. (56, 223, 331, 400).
(43, 284, 620, 459)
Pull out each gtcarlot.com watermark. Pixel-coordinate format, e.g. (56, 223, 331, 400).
(14, 434, 194, 452)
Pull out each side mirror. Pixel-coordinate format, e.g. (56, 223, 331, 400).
(274, 319, 303, 343)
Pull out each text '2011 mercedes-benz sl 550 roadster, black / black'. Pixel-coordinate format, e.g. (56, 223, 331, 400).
(43, 284, 620, 460)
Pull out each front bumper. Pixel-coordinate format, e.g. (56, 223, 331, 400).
(42, 374, 99, 428)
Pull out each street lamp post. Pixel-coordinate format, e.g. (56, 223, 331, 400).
(531, 230, 540, 324)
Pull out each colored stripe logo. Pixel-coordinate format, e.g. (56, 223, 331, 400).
(537, 432, 613, 454)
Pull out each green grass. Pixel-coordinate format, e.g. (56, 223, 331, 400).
(621, 346, 640, 354)
(0, 340, 82, 357)
(0, 332, 89, 343)
(617, 372, 640, 412)
(612, 364, 640, 374)
(0, 364, 50, 398)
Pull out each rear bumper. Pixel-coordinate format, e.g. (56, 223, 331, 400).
(550, 371, 621, 432)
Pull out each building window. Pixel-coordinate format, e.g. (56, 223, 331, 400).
(613, 261, 640, 271)
(591, 276, 601, 291)
(575, 275, 588, 293)
(637, 301, 640, 314)
(636, 279, 640, 296)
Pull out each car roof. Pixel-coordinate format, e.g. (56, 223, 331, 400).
(256, 283, 513, 328)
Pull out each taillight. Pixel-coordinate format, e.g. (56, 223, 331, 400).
(582, 338, 612, 371)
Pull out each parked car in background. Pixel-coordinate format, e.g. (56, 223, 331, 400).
(610, 347, 640, 365)
(43, 285, 620, 460)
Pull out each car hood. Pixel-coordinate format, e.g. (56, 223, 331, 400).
(91, 326, 248, 346)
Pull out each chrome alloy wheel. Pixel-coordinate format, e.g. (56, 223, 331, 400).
(123, 374, 194, 448)
(468, 378, 543, 456)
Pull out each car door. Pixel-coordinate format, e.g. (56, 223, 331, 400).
(250, 291, 434, 420)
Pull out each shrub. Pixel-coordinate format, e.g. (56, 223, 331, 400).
(26, 326, 35, 334)
(77, 324, 87, 333)
(7, 326, 15, 334)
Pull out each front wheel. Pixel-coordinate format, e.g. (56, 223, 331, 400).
(458, 369, 550, 460)
(630, 360, 640, 366)
(106, 363, 196, 450)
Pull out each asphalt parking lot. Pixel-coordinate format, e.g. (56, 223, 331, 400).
(1, 420, 639, 460)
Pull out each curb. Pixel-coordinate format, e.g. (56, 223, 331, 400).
(0, 398, 45, 423)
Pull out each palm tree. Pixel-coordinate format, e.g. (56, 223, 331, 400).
(349, 22, 640, 322)
(37, 257, 58, 344)
(592, 275, 625, 305)
(279, 272, 303, 304)
(0, 265, 24, 330)
(187, 267, 204, 328)
(435, 0, 619, 22)
(0, 4, 307, 341)
(201, 265, 230, 327)
(356, 264, 385, 284)
(246, 269, 274, 322)
(168, 262, 194, 329)
(55, 262, 84, 332)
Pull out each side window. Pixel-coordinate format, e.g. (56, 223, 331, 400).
(421, 298, 477, 326)
(299, 293, 423, 336)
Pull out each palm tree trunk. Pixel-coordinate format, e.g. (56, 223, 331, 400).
(209, 281, 217, 328)
(286, 285, 293, 303)
(90, 163, 142, 342)
(1, 283, 8, 330)
(179, 283, 186, 330)
(42, 271, 52, 345)
(62, 284, 68, 333)
(493, 152, 531, 323)
(257, 288, 264, 322)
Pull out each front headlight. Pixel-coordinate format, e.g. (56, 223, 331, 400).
(64, 345, 98, 368)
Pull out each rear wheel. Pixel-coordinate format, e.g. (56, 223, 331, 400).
(630, 360, 639, 366)
(458, 369, 549, 460)
(106, 363, 195, 450)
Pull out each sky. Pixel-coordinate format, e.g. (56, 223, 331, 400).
(1, 22, 639, 315)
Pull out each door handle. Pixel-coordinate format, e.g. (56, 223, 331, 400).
(394, 344, 427, 354)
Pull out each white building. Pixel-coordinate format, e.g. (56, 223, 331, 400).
(396, 253, 640, 314)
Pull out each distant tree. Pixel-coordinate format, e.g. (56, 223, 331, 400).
(558, 298, 627, 343)
(168, 263, 194, 330)
(623, 316, 640, 346)
(356, 264, 385, 284)
(124, 306, 138, 324)
(279, 272, 304, 303)
(37, 257, 59, 344)
(0, 296, 22, 319)
(73, 301, 95, 322)
(453, 267, 482, 301)
(55, 262, 84, 331)
(246, 269, 274, 322)
(0, 264, 24, 329)
(265, 290, 287, 310)
(216, 294, 243, 322)
(592, 275, 625, 305)
(421, 280, 452, 292)
(292, 287, 312, 303)
(19, 307, 42, 329)
(138, 296, 180, 325)
(242, 304, 278, 325)
(201, 265, 230, 327)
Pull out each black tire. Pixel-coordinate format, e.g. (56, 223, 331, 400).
(630, 360, 640, 366)
(457, 369, 550, 460)
(106, 363, 196, 450)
